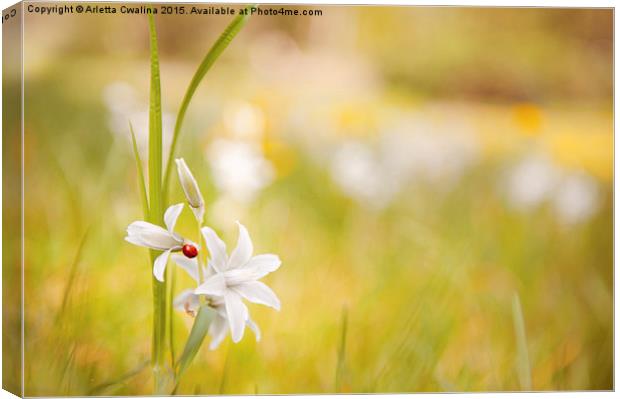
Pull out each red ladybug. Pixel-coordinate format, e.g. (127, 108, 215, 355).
(182, 244, 198, 258)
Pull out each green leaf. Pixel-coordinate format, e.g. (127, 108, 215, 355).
(334, 306, 348, 391)
(147, 11, 168, 393)
(129, 122, 149, 219)
(147, 11, 163, 225)
(512, 293, 532, 390)
(175, 305, 215, 381)
(162, 5, 255, 202)
(88, 360, 149, 396)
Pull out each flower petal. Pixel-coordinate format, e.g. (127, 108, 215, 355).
(190, 205, 205, 225)
(164, 203, 184, 233)
(153, 249, 172, 282)
(243, 254, 282, 277)
(209, 314, 229, 350)
(173, 289, 200, 315)
(194, 273, 226, 297)
(232, 281, 281, 311)
(171, 254, 200, 284)
(224, 291, 248, 343)
(127, 221, 180, 250)
(222, 254, 282, 286)
(201, 226, 228, 271)
(176, 158, 205, 210)
(227, 222, 253, 270)
(246, 317, 261, 342)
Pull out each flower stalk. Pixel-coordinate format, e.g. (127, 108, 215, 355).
(147, 12, 167, 393)
(127, 8, 257, 394)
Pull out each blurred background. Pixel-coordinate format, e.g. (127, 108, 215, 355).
(16, 4, 612, 395)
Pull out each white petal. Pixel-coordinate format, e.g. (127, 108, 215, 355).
(233, 281, 281, 311)
(190, 205, 205, 224)
(194, 273, 226, 297)
(209, 314, 229, 350)
(224, 291, 248, 343)
(246, 318, 261, 342)
(164, 203, 184, 233)
(153, 249, 172, 282)
(243, 254, 282, 278)
(171, 254, 200, 283)
(127, 221, 181, 250)
(173, 289, 200, 315)
(176, 158, 205, 210)
(201, 226, 228, 271)
(227, 222, 253, 270)
(125, 235, 148, 248)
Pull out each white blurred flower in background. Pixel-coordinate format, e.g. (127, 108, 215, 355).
(553, 172, 601, 225)
(328, 113, 480, 209)
(380, 119, 480, 188)
(223, 101, 265, 140)
(207, 139, 275, 204)
(503, 153, 560, 211)
(502, 152, 602, 225)
(330, 141, 399, 209)
(102, 81, 174, 155)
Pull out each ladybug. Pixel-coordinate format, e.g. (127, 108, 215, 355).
(182, 244, 198, 258)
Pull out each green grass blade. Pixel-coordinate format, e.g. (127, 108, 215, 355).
(175, 305, 215, 382)
(147, 11, 168, 393)
(169, 266, 176, 367)
(147, 11, 163, 224)
(162, 5, 254, 202)
(335, 306, 348, 391)
(88, 360, 149, 396)
(129, 122, 149, 219)
(512, 293, 532, 390)
(56, 230, 89, 322)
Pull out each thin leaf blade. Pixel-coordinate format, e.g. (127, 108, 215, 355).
(147, 12, 168, 394)
(162, 5, 255, 201)
(512, 293, 532, 390)
(176, 305, 215, 381)
(129, 122, 149, 219)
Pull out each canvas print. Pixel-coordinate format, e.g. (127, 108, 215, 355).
(2, 2, 613, 396)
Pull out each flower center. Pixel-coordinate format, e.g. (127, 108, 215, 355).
(182, 244, 198, 258)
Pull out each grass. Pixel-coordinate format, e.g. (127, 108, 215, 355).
(17, 8, 612, 396)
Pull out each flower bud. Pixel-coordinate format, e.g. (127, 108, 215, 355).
(175, 158, 205, 222)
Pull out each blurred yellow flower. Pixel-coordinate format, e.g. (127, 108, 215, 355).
(513, 103, 543, 136)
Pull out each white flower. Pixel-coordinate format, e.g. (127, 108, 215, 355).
(504, 153, 560, 211)
(206, 139, 275, 203)
(175, 158, 205, 222)
(172, 254, 262, 350)
(330, 141, 399, 209)
(553, 172, 601, 225)
(126, 203, 196, 282)
(194, 222, 281, 344)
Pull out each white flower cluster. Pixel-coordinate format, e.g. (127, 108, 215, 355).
(502, 153, 602, 225)
(125, 159, 281, 349)
(330, 116, 480, 209)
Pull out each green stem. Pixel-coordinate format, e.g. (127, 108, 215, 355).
(147, 10, 167, 393)
(169, 265, 176, 368)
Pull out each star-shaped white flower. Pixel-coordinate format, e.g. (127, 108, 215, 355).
(194, 222, 282, 344)
(172, 254, 262, 350)
(126, 203, 197, 282)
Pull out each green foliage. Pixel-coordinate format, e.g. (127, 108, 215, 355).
(128, 123, 149, 219)
(162, 5, 255, 203)
(175, 306, 216, 382)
